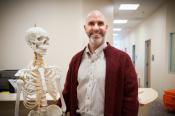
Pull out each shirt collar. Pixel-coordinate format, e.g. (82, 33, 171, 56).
(85, 42, 107, 57)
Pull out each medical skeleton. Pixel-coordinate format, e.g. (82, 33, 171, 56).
(15, 27, 66, 116)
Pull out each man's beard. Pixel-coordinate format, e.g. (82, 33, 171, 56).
(89, 36, 104, 47)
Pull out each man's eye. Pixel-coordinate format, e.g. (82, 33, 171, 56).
(98, 22, 104, 26)
(88, 22, 94, 25)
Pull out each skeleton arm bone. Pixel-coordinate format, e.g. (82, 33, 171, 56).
(49, 67, 66, 113)
(15, 79, 24, 116)
(46, 67, 66, 113)
(55, 76, 66, 113)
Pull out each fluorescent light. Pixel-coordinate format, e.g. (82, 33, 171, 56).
(119, 4, 140, 10)
(113, 20, 128, 24)
(113, 28, 122, 31)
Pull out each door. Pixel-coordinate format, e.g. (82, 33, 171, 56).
(144, 40, 151, 87)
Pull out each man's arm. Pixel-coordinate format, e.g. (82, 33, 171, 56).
(122, 55, 139, 116)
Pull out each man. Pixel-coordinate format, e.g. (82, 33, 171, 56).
(57, 10, 139, 116)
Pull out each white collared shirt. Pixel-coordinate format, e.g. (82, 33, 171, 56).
(77, 42, 107, 116)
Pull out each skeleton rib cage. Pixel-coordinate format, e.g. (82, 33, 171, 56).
(16, 66, 61, 111)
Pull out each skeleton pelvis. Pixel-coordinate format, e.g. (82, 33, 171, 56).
(28, 105, 63, 116)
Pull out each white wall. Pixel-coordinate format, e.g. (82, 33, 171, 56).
(121, 1, 175, 99)
(0, 0, 113, 86)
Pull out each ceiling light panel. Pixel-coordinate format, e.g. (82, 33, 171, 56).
(119, 4, 140, 10)
(113, 20, 128, 24)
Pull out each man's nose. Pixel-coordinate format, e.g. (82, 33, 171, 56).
(93, 24, 100, 31)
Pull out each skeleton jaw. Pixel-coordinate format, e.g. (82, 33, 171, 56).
(31, 43, 49, 56)
(34, 48, 47, 56)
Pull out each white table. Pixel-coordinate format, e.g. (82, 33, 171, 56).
(138, 88, 158, 105)
(138, 88, 158, 116)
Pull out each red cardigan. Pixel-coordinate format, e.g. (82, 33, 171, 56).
(57, 44, 139, 116)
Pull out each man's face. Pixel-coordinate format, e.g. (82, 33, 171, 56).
(84, 13, 108, 47)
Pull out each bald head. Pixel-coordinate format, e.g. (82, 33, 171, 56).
(84, 10, 108, 52)
(85, 10, 106, 24)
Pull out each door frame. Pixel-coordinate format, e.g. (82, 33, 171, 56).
(144, 40, 151, 87)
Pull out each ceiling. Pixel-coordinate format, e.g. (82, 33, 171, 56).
(113, 0, 165, 37)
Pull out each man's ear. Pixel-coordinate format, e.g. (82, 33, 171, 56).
(106, 24, 108, 29)
(84, 25, 86, 30)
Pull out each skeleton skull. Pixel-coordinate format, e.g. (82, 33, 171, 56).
(25, 27, 49, 56)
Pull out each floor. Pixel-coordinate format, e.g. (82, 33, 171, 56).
(139, 99, 175, 116)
